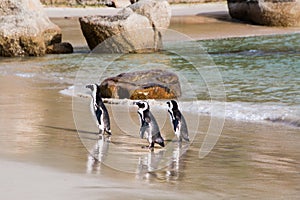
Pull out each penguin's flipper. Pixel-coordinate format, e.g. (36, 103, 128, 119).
(95, 108, 103, 125)
(180, 115, 190, 142)
(140, 124, 149, 139)
(144, 115, 151, 124)
(172, 118, 179, 132)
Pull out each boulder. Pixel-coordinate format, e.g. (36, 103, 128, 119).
(79, 0, 171, 53)
(99, 69, 181, 99)
(227, 0, 300, 27)
(79, 9, 157, 53)
(46, 42, 74, 54)
(129, 0, 171, 30)
(0, 0, 63, 57)
(110, 0, 132, 8)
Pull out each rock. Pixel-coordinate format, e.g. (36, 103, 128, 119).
(99, 69, 181, 99)
(41, 0, 102, 6)
(46, 42, 73, 54)
(227, 0, 300, 27)
(129, 0, 171, 30)
(111, 0, 132, 8)
(0, 0, 62, 57)
(79, 10, 156, 53)
(79, 0, 171, 53)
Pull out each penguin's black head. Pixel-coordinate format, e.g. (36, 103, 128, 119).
(167, 100, 178, 111)
(134, 101, 149, 111)
(86, 84, 98, 92)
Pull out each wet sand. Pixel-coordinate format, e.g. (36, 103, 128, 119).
(1, 3, 300, 199)
(1, 75, 300, 199)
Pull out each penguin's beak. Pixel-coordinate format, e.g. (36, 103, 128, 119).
(86, 84, 93, 90)
(133, 101, 142, 108)
(166, 101, 170, 107)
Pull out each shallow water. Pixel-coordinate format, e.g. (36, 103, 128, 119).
(1, 33, 299, 127)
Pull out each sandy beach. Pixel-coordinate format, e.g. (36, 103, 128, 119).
(1, 2, 300, 199)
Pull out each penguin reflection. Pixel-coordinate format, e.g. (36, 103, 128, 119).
(86, 135, 110, 174)
(136, 142, 189, 182)
(166, 142, 189, 181)
(136, 149, 165, 180)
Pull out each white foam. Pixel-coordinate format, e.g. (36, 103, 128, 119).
(179, 101, 300, 128)
(59, 85, 75, 96)
(15, 73, 35, 78)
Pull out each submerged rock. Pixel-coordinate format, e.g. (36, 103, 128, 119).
(99, 69, 181, 99)
(46, 42, 73, 54)
(227, 0, 300, 27)
(0, 0, 64, 57)
(79, 0, 171, 53)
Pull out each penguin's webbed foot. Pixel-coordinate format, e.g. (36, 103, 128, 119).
(148, 142, 155, 151)
(141, 144, 154, 151)
(105, 129, 112, 135)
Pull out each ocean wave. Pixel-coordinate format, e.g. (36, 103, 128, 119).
(15, 73, 36, 78)
(265, 116, 300, 128)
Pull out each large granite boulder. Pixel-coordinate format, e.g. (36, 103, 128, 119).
(227, 0, 300, 27)
(99, 69, 181, 99)
(0, 0, 69, 57)
(129, 0, 171, 30)
(79, 10, 156, 53)
(79, 0, 171, 53)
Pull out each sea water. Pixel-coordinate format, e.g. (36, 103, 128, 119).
(0, 33, 299, 128)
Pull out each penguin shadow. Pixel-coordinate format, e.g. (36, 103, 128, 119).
(136, 142, 189, 182)
(86, 134, 111, 174)
(40, 125, 95, 135)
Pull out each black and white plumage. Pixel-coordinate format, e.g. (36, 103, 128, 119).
(86, 84, 111, 135)
(134, 101, 165, 149)
(167, 100, 189, 142)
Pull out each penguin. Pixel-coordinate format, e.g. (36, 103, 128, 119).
(166, 100, 189, 142)
(86, 84, 111, 135)
(134, 101, 165, 149)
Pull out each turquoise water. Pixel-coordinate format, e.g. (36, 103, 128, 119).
(1, 33, 299, 127)
(201, 34, 300, 105)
